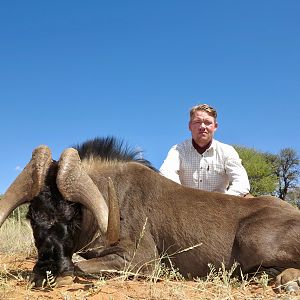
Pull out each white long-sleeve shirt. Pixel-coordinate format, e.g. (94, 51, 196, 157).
(159, 139, 250, 196)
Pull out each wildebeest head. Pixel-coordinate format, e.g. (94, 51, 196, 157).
(0, 137, 154, 285)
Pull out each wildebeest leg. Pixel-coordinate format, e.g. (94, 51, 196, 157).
(75, 240, 159, 277)
(275, 268, 300, 293)
(74, 254, 158, 277)
(74, 254, 129, 275)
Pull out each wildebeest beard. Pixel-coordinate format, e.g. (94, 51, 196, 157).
(26, 162, 82, 281)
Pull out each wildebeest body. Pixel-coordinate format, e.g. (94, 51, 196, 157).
(58, 159, 300, 277)
(1, 136, 300, 292)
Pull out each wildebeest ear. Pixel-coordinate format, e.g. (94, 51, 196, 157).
(106, 177, 120, 246)
(0, 145, 52, 227)
(56, 148, 109, 235)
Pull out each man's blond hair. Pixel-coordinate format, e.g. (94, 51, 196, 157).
(189, 104, 217, 120)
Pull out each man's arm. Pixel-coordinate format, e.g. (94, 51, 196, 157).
(159, 146, 181, 184)
(224, 149, 250, 197)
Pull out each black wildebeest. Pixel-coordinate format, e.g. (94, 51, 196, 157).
(1, 137, 300, 291)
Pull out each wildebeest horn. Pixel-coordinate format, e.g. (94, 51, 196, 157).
(56, 148, 109, 234)
(0, 145, 52, 227)
(106, 177, 120, 246)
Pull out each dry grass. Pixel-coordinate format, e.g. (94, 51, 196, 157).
(0, 218, 36, 256)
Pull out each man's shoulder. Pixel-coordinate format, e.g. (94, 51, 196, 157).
(176, 138, 193, 150)
(168, 139, 193, 155)
(213, 139, 237, 154)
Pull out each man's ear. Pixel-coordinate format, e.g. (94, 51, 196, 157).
(188, 121, 192, 131)
(214, 121, 218, 131)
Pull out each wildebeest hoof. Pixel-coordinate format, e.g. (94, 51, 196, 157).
(284, 281, 300, 293)
(30, 274, 47, 289)
(56, 275, 74, 286)
(275, 268, 300, 293)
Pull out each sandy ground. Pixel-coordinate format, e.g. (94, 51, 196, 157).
(0, 253, 298, 300)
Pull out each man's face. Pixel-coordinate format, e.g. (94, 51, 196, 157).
(189, 110, 218, 147)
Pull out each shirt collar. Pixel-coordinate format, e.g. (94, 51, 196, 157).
(191, 139, 215, 156)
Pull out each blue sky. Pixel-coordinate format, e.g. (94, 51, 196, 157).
(1, 1, 300, 194)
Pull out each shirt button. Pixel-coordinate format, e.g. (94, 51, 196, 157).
(200, 180, 202, 182)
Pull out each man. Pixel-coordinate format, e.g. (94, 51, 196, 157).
(159, 104, 250, 197)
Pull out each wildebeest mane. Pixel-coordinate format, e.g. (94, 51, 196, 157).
(72, 136, 157, 171)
